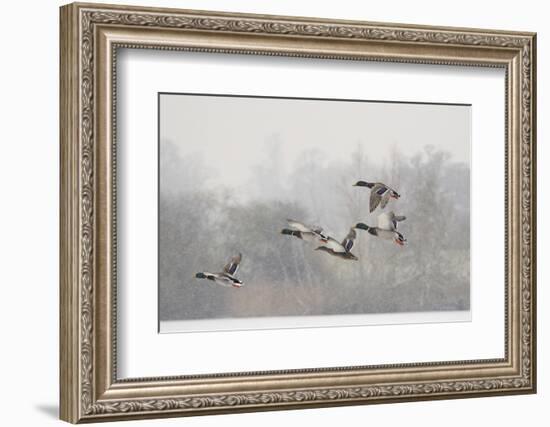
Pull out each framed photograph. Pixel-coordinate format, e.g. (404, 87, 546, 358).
(60, 2, 537, 423)
(157, 92, 472, 334)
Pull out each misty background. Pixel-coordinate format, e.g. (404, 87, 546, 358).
(159, 94, 470, 322)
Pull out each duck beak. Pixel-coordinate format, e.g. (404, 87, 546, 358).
(395, 239, 404, 246)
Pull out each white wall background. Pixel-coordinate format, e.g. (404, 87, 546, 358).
(0, 0, 545, 425)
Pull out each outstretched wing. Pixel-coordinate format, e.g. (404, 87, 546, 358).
(324, 237, 346, 253)
(223, 253, 242, 276)
(287, 219, 317, 233)
(369, 183, 388, 212)
(341, 228, 357, 253)
(287, 219, 326, 239)
(377, 212, 406, 231)
(379, 191, 391, 209)
(393, 215, 406, 229)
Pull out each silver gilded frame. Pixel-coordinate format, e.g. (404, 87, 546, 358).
(60, 2, 536, 423)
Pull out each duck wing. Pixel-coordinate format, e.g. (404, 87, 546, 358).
(341, 228, 357, 253)
(369, 183, 388, 212)
(287, 219, 327, 240)
(379, 191, 391, 209)
(223, 253, 242, 276)
(287, 219, 319, 233)
(393, 215, 406, 229)
(324, 236, 346, 253)
(391, 212, 407, 230)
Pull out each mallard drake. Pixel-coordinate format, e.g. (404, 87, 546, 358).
(281, 219, 329, 243)
(353, 181, 401, 213)
(355, 222, 407, 246)
(377, 211, 406, 231)
(315, 227, 358, 260)
(195, 253, 243, 288)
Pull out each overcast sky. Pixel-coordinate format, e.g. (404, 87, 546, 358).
(160, 93, 470, 191)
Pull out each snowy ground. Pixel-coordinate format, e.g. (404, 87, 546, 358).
(160, 310, 471, 333)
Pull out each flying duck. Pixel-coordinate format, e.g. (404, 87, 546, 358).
(355, 222, 407, 246)
(195, 253, 243, 288)
(377, 211, 407, 231)
(353, 181, 401, 213)
(315, 227, 359, 260)
(281, 219, 329, 243)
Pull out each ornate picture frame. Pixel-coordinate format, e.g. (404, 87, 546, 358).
(60, 2, 536, 423)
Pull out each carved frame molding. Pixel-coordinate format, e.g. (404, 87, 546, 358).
(60, 2, 536, 423)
